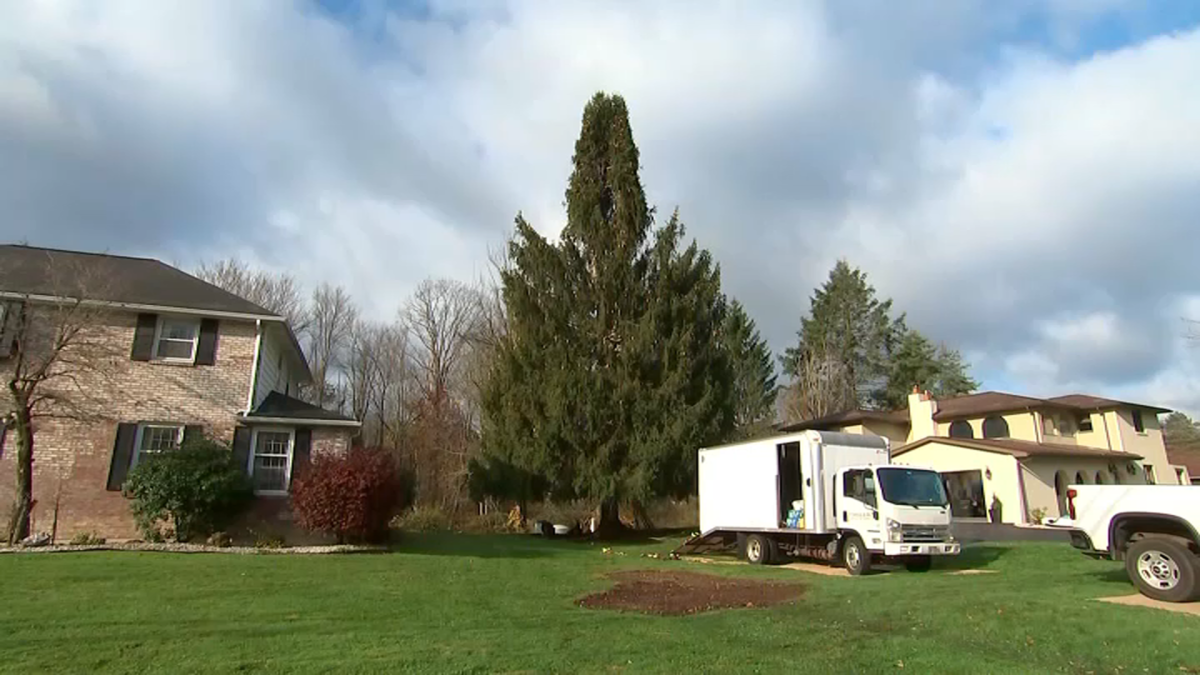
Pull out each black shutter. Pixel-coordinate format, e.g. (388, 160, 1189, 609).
(232, 427, 252, 476)
(291, 428, 312, 485)
(106, 423, 139, 491)
(183, 425, 204, 447)
(194, 319, 219, 366)
(130, 313, 158, 361)
(0, 421, 6, 459)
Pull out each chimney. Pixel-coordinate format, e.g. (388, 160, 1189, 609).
(908, 387, 939, 441)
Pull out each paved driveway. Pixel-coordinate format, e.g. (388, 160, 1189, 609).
(952, 522, 1070, 543)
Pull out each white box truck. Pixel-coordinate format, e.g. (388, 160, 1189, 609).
(678, 430, 960, 574)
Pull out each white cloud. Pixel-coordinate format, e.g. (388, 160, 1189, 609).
(1, 1, 1199, 412)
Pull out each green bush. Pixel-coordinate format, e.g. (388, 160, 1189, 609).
(124, 436, 253, 542)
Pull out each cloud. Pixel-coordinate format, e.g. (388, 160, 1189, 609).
(1, 1, 1198, 412)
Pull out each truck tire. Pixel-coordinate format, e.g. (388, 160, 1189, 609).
(904, 556, 933, 573)
(1125, 536, 1200, 603)
(841, 535, 871, 576)
(745, 534, 775, 565)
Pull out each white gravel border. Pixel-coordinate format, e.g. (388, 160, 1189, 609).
(0, 542, 388, 555)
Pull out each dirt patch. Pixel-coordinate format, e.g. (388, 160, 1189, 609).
(1098, 594, 1200, 616)
(578, 570, 805, 616)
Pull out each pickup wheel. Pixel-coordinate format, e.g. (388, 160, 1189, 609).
(904, 555, 933, 573)
(842, 535, 872, 576)
(745, 534, 775, 565)
(1125, 536, 1200, 603)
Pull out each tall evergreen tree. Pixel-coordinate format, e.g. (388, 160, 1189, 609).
(1164, 412, 1200, 446)
(876, 329, 978, 410)
(781, 260, 902, 409)
(480, 93, 733, 531)
(723, 299, 777, 437)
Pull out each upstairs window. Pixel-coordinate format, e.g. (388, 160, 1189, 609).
(1077, 414, 1094, 432)
(1131, 409, 1145, 433)
(154, 317, 200, 362)
(982, 416, 1010, 439)
(948, 420, 974, 439)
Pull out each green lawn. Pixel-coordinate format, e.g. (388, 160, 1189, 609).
(0, 535, 1197, 674)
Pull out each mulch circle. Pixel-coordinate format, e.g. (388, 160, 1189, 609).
(578, 569, 805, 616)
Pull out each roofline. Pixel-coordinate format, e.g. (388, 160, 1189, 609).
(237, 414, 361, 428)
(0, 291, 285, 322)
(893, 435, 1142, 460)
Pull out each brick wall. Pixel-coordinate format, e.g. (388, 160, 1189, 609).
(0, 309, 258, 540)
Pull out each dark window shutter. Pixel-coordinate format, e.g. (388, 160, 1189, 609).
(183, 425, 204, 447)
(130, 313, 158, 361)
(0, 302, 18, 358)
(195, 319, 219, 366)
(106, 423, 139, 491)
(291, 428, 312, 485)
(0, 422, 6, 459)
(232, 427, 252, 476)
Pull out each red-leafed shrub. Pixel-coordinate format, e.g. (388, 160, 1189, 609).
(290, 447, 404, 544)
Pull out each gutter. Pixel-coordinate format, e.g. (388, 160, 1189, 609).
(0, 291, 285, 322)
(236, 415, 361, 428)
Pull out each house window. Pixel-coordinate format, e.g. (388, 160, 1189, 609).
(1077, 414, 1093, 433)
(1131, 409, 1145, 434)
(1075, 471, 1088, 485)
(250, 428, 294, 494)
(133, 423, 184, 465)
(1094, 471, 1106, 485)
(1042, 415, 1057, 436)
(154, 317, 200, 362)
(948, 420, 974, 439)
(1144, 464, 1156, 484)
(982, 416, 1010, 439)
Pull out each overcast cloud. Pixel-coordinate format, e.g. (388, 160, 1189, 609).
(2, 0, 1200, 414)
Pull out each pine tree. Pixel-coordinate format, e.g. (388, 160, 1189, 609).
(723, 299, 777, 437)
(876, 329, 978, 410)
(1164, 412, 1200, 446)
(480, 93, 733, 532)
(781, 260, 901, 409)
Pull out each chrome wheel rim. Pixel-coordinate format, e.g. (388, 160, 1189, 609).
(1137, 550, 1181, 590)
(846, 543, 861, 569)
(747, 539, 762, 562)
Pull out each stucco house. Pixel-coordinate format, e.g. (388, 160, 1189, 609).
(0, 245, 359, 539)
(780, 388, 1188, 525)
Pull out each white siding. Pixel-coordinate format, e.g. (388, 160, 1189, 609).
(252, 330, 295, 407)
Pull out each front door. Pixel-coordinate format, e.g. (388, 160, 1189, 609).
(941, 470, 986, 519)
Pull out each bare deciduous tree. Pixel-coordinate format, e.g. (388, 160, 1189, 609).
(782, 343, 856, 423)
(2, 258, 124, 543)
(306, 283, 358, 407)
(404, 279, 483, 405)
(194, 259, 308, 333)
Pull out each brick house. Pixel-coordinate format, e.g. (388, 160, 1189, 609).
(0, 245, 359, 540)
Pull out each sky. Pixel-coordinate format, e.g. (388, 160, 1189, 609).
(3, 0, 1200, 414)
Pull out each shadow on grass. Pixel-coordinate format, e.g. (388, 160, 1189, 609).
(932, 544, 1011, 571)
(388, 532, 566, 559)
(1091, 568, 1134, 587)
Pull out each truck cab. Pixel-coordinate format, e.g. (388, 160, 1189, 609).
(835, 464, 960, 572)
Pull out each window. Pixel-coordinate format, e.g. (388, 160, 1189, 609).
(1075, 471, 1088, 485)
(982, 416, 1010, 439)
(949, 420, 974, 439)
(1094, 471, 1106, 485)
(1042, 415, 1057, 436)
(1131, 409, 1145, 433)
(154, 317, 200, 361)
(251, 428, 294, 494)
(1077, 414, 1093, 433)
(1144, 464, 1156, 484)
(842, 469, 877, 508)
(133, 423, 183, 465)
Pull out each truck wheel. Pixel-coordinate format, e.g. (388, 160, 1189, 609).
(745, 534, 774, 565)
(842, 535, 871, 576)
(905, 556, 933, 573)
(1125, 536, 1199, 603)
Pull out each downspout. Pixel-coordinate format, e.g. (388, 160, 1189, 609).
(245, 319, 263, 414)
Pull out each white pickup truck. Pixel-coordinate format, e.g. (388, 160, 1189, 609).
(1053, 485, 1200, 602)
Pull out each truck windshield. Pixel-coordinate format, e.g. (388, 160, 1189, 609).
(875, 468, 949, 507)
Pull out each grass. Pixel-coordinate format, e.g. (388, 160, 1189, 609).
(0, 534, 1198, 674)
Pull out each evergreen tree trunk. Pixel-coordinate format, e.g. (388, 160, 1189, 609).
(594, 497, 626, 538)
(7, 405, 34, 545)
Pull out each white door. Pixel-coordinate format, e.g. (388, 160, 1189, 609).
(838, 469, 883, 540)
